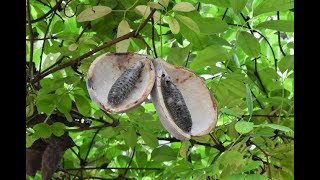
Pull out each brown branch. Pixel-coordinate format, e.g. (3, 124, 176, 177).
(65, 167, 161, 171)
(277, 11, 286, 57)
(32, 9, 157, 83)
(27, 0, 34, 81)
(41, 56, 68, 74)
(254, 59, 268, 96)
(26, 0, 63, 24)
(251, 142, 272, 179)
(151, 15, 158, 58)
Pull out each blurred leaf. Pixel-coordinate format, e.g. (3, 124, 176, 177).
(168, 44, 191, 66)
(237, 31, 261, 57)
(279, 55, 294, 72)
(36, 94, 57, 114)
(190, 45, 229, 70)
(159, 0, 169, 8)
(254, 0, 294, 16)
(235, 121, 254, 134)
(34, 123, 52, 139)
(74, 95, 91, 117)
(176, 15, 200, 34)
(55, 93, 72, 114)
(121, 127, 137, 148)
(173, 2, 196, 12)
(147, 2, 164, 10)
(230, 0, 248, 14)
(51, 122, 66, 137)
(77, 6, 112, 22)
(139, 130, 159, 148)
(168, 16, 180, 34)
(116, 19, 131, 52)
(259, 124, 293, 132)
(151, 145, 177, 162)
(256, 20, 294, 32)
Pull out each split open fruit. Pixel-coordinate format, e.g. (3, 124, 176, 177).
(87, 53, 218, 140)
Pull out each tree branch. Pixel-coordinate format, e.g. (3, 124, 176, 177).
(32, 9, 157, 83)
(185, 51, 191, 67)
(251, 142, 272, 179)
(26, 36, 58, 41)
(26, 0, 63, 24)
(123, 147, 136, 177)
(277, 11, 286, 57)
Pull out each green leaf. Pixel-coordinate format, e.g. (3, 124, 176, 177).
(134, 5, 151, 19)
(51, 122, 66, 137)
(245, 84, 253, 117)
(218, 151, 244, 166)
(100, 127, 116, 138)
(200, 0, 230, 7)
(246, 174, 269, 180)
(223, 174, 246, 180)
(237, 31, 261, 57)
(139, 130, 159, 149)
(168, 44, 191, 66)
(230, 0, 248, 14)
(74, 95, 91, 117)
(190, 45, 229, 70)
(176, 15, 200, 34)
(77, 6, 112, 22)
(220, 108, 242, 118)
(159, 0, 169, 8)
(173, 2, 195, 12)
(151, 145, 177, 162)
(198, 18, 229, 35)
(33, 123, 52, 138)
(116, 19, 130, 52)
(147, 2, 164, 10)
(256, 20, 294, 32)
(179, 140, 191, 159)
(36, 94, 56, 114)
(255, 127, 275, 137)
(254, 0, 294, 16)
(235, 121, 254, 134)
(168, 16, 180, 34)
(260, 124, 293, 132)
(243, 161, 263, 172)
(55, 93, 72, 114)
(279, 55, 294, 72)
(121, 127, 137, 148)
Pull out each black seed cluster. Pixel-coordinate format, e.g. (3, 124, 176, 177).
(108, 61, 145, 107)
(161, 74, 192, 132)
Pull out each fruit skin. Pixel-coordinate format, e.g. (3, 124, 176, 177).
(161, 73, 192, 132)
(108, 60, 145, 107)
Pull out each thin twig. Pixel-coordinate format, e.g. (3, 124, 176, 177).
(32, 9, 157, 82)
(27, 0, 34, 81)
(135, 35, 151, 55)
(41, 56, 67, 74)
(39, 12, 56, 75)
(277, 11, 286, 57)
(222, 8, 229, 20)
(151, 16, 158, 58)
(36, 0, 52, 8)
(254, 59, 268, 95)
(123, 147, 136, 177)
(185, 51, 191, 67)
(84, 129, 101, 162)
(26, 0, 63, 24)
(251, 142, 272, 179)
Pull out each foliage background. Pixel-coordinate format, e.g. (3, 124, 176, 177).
(26, 0, 294, 179)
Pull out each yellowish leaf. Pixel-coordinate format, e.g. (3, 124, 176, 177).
(116, 20, 131, 52)
(168, 16, 180, 34)
(172, 2, 195, 12)
(77, 6, 112, 22)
